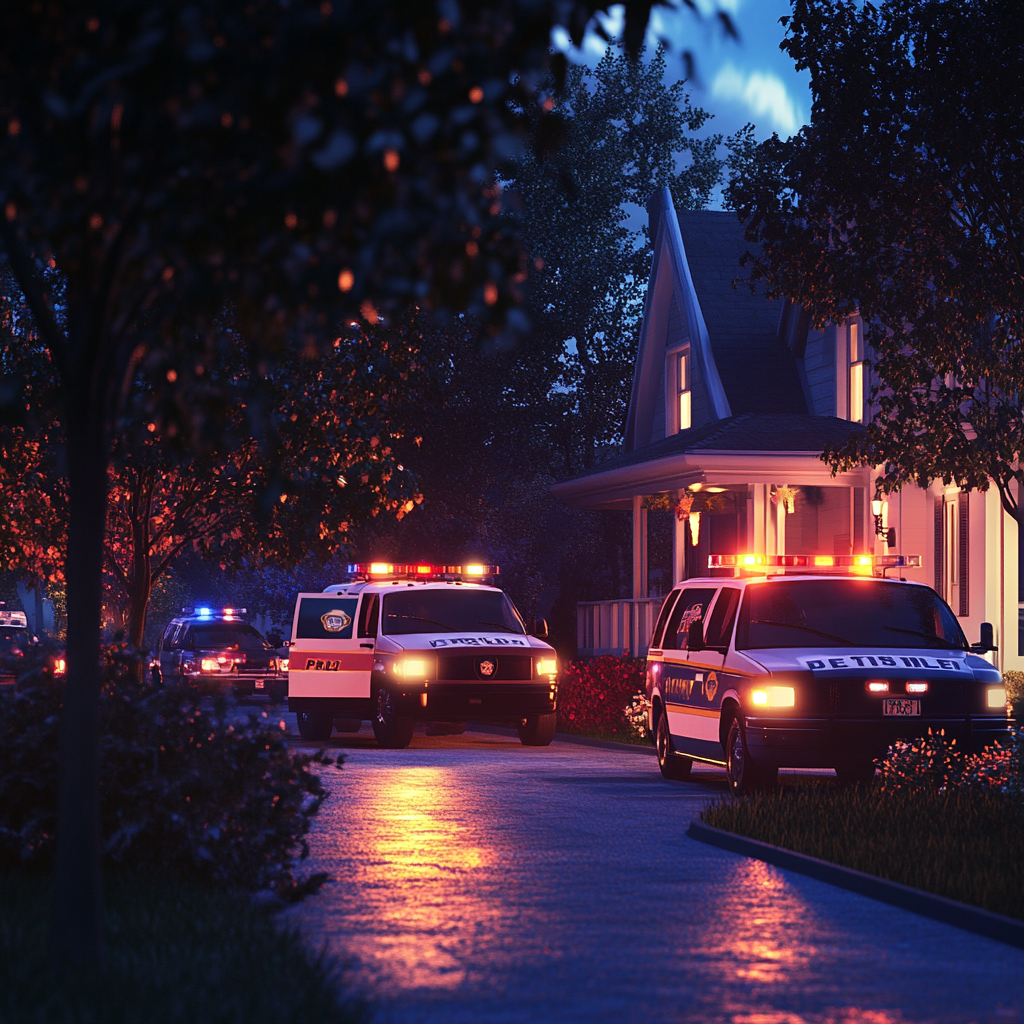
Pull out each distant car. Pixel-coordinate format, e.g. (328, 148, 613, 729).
(287, 562, 559, 746)
(0, 608, 65, 685)
(646, 555, 1009, 793)
(154, 607, 286, 701)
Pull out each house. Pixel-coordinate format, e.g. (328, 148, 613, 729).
(550, 188, 1022, 672)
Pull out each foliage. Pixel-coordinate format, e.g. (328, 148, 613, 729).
(623, 690, 652, 739)
(1003, 670, 1024, 707)
(726, 0, 1024, 515)
(556, 655, 646, 736)
(701, 784, 1024, 921)
(0, 870, 365, 1024)
(0, 648, 339, 896)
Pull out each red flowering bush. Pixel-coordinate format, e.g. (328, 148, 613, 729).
(0, 647, 339, 896)
(557, 655, 646, 737)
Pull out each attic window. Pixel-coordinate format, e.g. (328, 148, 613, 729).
(678, 350, 691, 431)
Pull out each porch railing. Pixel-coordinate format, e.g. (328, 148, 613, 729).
(576, 598, 662, 658)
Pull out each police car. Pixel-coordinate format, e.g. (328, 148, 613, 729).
(0, 606, 65, 685)
(154, 607, 287, 700)
(647, 554, 1009, 792)
(286, 563, 559, 747)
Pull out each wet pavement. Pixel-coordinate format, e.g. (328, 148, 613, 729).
(278, 722, 1024, 1024)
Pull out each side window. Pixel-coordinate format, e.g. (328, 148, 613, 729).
(662, 588, 719, 650)
(159, 622, 176, 652)
(296, 597, 358, 639)
(357, 594, 380, 639)
(176, 626, 193, 650)
(704, 588, 741, 650)
(651, 591, 681, 649)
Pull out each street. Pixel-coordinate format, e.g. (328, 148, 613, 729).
(280, 725, 1024, 1024)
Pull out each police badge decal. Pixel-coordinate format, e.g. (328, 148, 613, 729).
(476, 658, 497, 678)
(321, 609, 352, 633)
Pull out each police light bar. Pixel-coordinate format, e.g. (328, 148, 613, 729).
(0, 610, 29, 628)
(345, 562, 499, 580)
(709, 554, 921, 570)
(181, 607, 248, 617)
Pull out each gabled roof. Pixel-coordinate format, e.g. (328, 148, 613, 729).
(679, 211, 807, 418)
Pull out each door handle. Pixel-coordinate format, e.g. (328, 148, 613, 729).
(359, 642, 374, 649)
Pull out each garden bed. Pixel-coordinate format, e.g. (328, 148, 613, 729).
(701, 784, 1024, 921)
(0, 869, 363, 1023)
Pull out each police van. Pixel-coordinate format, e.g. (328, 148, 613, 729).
(647, 554, 1009, 792)
(286, 563, 559, 747)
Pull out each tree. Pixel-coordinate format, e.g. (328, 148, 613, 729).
(504, 47, 737, 472)
(726, 0, 1024, 514)
(1, 0, 693, 966)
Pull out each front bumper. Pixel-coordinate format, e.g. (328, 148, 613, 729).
(745, 714, 1010, 767)
(394, 681, 556, 723)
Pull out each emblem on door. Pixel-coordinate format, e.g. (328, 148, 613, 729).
(477, 658, 497, 678)
(321, 609, 352, 633)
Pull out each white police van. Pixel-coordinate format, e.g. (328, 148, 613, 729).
(286, 563, 559, 747)
(647, 553, 1008, 792)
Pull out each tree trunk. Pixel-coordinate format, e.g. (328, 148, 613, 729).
(48, 402, 108, 968)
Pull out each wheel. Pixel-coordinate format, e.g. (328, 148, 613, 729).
(835, 762, 876, 786)
(656, 709, 693, 781)
(517, 712, 556, 746)
(296, 710, 333, 741)
(725, 715, 772, 794)
(267, 680, 288, 704)
(372, 686, 415, 749)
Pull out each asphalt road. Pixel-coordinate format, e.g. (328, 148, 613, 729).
(280, 722, 1024, 1024)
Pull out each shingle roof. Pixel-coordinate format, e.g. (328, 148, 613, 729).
(678, 211, 807, 416)
(569, 414, 866, 479)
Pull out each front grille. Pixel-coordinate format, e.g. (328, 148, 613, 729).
(437, 654, 533, 681)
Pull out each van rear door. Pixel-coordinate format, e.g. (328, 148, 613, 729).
(288, 593, 374, 699)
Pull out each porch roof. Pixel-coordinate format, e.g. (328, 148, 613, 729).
(551, 413, 869, 509)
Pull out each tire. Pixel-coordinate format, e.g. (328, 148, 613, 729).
(835, 762, 876, 786)
(725, 715, 773, 794)
(267, 681, 288, 704)
(517, 712, 556, 746)
(296, 710, 334, 741)
(372, 686, 415, 749)
(656, 709, 693, 781)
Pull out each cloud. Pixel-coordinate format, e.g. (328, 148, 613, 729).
(710, 62, 805, 136)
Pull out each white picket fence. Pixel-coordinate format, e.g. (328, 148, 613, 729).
(576, 598, 661, 658)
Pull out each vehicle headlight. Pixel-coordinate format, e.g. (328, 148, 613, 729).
(200, 658, 220, 672)
(393, 658, 428, 678)
(750, 685, 795, 708)
(987, 686, 1007, 708)
(536, 657, 558, 677)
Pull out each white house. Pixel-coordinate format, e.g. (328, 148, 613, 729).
(551, 188, 1022, 672)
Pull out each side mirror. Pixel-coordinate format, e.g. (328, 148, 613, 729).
(532, 618, 549, 639)
(686, 619, 704, 652)
(973, 622, 998, 653)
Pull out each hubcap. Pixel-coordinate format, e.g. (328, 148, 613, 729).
(376, 687, 393, 724)
(657, 715, 669, 765)
(729, 726, 744, 786)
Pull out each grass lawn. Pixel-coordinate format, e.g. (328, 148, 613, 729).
(0, 870, 365, 1024)
(702, 785, 1024, 921)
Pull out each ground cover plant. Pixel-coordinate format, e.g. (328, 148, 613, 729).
(0, 869, 364, 1024)
(702, 727, 1024, 919)
(555, 655, 649, 744)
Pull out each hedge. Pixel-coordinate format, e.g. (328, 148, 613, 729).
(556, 655, 646, 737)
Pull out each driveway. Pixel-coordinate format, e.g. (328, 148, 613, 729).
(283, 725, 1024, 1024)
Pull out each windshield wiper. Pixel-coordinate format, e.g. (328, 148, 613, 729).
(390, 615, 449, 628)
(476, 620, 521, 632)
(882, 626, 966, 650)
(750, 619, 856, 645)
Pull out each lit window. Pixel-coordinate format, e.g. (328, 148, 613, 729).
(679, 350, 691, 431)
(849, 321, 864, 423)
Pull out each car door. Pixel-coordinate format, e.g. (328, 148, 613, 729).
(660, 586, 721, 762)
(288, 593, 375, 699)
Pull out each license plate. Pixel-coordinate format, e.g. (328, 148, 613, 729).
(255, 680, 264, 689)
(882, 698, 920, 716)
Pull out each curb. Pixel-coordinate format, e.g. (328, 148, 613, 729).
(469, 722, 657, 756)
(687, 819, 1024, 950)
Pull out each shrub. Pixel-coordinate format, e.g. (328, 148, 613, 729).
(557, 656, 646, 736)
(1003, 669, 1024, 707)
(876, 728, 963, 793)
(0, 647, 339, 895)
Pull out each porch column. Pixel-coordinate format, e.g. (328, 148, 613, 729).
(632, 494, 648, 599)
(672, 510, 686, 584)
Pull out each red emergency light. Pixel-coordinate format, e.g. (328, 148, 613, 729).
(709, 553, 921, 575)
(345, 562, 499, 581)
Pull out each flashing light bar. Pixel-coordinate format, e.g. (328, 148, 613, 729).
(0, 611, 29, 628)
(181, 607, 248, 617)
(345, 562, 499, 580)
(709, 554, 921, 570)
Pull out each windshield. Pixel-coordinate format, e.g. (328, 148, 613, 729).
(382, 589, 525, 636)
(191, 624, 269, 651)
(736, 580, 968, 650)
(0, 628, 32, 656)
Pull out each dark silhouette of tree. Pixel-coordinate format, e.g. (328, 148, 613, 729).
(726, 0, 1024, 513)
